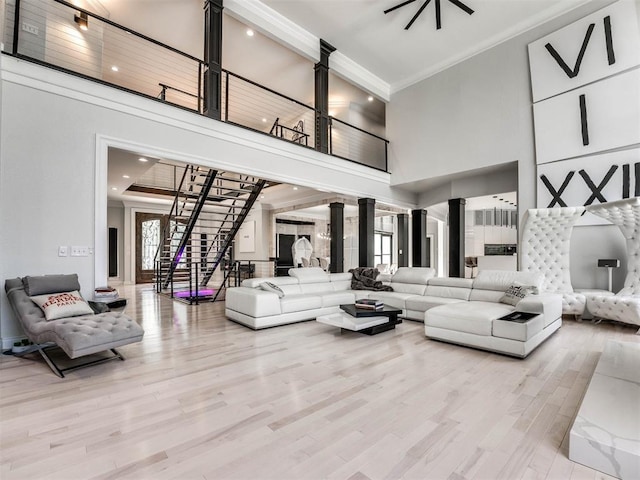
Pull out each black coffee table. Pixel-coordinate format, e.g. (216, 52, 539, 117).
(325, 303, 403, 335)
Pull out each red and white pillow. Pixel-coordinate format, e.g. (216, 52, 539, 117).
(30, 291, 94, 321)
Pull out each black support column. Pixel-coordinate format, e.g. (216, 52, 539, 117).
(203, 0, 223, 120)
(397, 213, 409, 267)
(358, 198, 375, 267)
(329, 202, 344, 273)
(411, 209, 427, 267)
(315, 39, 336, 154)
(448, 198, 466, 278)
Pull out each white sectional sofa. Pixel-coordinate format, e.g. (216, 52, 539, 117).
(225, 267, 562, 357)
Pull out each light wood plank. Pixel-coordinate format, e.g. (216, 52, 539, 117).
(0, 284, 638, 479)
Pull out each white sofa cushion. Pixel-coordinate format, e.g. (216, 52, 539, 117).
(288, 267, 330, 284)
(280, 284, 303, 295)
(517, 293, 563, 326)
(391, 267, 435, 285)
(428, 277, 473, 288)
(329, 273, 352, 291)
(225, 287, 282, 317)
(321, 291, 357, 308)
(472, 270, 543, 292)
(470, 270, 543, 302)
(389, 283, 427, 295)
(280, 294, 322, 313)
(242, 276, 298, 288)
(300, 283, 334, 294)
(405, 295, 467, 312)
(425, 284, 472, 300)
(366, 291, 416, 310)
(426, 301, 514, 336)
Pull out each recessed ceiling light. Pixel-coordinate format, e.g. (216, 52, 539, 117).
(260, 194, 265, 199)
(138, 157, 148, 162)
(367, 96, 374, 102)
(293, 186, 298, 191)
(264, 183, 269, 187)
(492, 195, 497, 198)
(329, 110, 335, 117)
(111, 65, 119, 72)
(111, 187, 118, 191)
(499, 198, 504, 201)
(262, 118, 267, 122)
(246, 29, 254, 37)
(122, 174, 130, 179)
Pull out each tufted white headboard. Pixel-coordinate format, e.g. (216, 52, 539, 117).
(587, 197, 640, 295)
(520, 207, 586, 294)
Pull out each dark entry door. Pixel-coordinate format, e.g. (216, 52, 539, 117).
(136, 212, 168, 284)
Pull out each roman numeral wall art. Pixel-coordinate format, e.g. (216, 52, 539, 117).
(527, 0, 640, 224)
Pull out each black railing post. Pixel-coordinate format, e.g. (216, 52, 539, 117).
(197, 62, 202, 114)
(203, 0, 223, 120)
(224, 71, 229, 122)
(12, 0, 21, 55)
(314, 39, 336, 153)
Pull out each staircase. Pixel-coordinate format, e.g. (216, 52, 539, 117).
(154, 165, 265, 303)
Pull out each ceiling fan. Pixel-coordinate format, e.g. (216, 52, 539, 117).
(384, 0, 474, 30)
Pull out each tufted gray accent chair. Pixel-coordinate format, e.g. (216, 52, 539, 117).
(520, 207, 586, 316)
(586, 198, 640, 328)
(5, 275, 144, 377)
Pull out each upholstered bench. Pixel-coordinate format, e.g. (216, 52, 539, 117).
(5, 275, 144, 377)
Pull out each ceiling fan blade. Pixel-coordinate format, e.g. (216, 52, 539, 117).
(384, 0, 418, 15)
(405, 0, 432, 30)
(448, 0, 474, 15)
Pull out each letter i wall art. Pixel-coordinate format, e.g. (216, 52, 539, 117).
(528, 0, 640, 224)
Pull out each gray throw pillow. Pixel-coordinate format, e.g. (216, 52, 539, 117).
(500, 282, 539, 306)
(260, 281, 285, 298)
(23, 274, 81, 296)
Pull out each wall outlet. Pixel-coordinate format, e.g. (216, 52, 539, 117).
(71, 246, 89, 257)
(58, 246, 68, 257)
(22, 23, 39, 35)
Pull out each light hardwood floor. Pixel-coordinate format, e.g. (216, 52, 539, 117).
(1, 284, 638, 480)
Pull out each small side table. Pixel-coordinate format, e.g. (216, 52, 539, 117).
(598, 259, 620, 292)
(91, 297, 127, 312)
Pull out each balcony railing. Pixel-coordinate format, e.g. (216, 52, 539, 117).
(3, 0, 389, 172)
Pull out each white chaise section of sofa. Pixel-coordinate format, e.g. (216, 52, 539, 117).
(424, 270, 563, 357)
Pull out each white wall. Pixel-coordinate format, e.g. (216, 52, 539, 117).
(389, 0, 637, 290)
(0, 57, 417, 346)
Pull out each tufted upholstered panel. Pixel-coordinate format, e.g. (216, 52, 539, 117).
(587, 197, 640, 295)
(584, 198, 640, 327)
(520, 207, 586, 315)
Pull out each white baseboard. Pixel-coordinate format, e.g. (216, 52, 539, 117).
(2, 336, 29, 350)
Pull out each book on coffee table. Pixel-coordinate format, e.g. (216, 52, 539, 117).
(355, 299, 383, 310)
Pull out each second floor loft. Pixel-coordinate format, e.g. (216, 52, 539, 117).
(2, 0, 389, 171)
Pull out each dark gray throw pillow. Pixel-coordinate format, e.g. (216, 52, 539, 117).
(23, 274, 81, 296)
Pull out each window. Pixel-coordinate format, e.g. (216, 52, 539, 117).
(374, 232, 392, 267)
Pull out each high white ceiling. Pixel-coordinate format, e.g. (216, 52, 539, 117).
(261, 0, 592, 92)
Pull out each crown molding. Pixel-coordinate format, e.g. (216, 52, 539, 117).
(330, 51, 390, 102)
(224, 0, 319, 62)
(224, 0, 391, 101)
